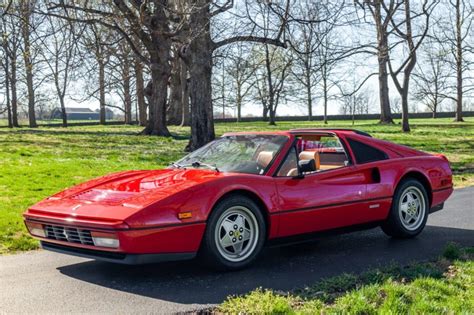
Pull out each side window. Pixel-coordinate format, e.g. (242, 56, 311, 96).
(276, 147, 298, 177)
(347, 138, 388, 164)
(297, 134, 349, 172)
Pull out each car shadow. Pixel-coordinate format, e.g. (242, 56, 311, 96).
(57, 225, 474, 305)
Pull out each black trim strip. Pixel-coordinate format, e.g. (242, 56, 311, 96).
(41, 241, 197, 265)
(272, 196, 393, 216)
(266, 221, 382, 247)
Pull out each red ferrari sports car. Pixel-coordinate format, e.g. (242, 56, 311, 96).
(24, 129, 453, 269)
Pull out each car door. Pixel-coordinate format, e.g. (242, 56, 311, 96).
(273, 134, 376, 237)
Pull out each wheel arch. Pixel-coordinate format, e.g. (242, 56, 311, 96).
(397, 171, 433, 207)
(210, 189, 272, 239)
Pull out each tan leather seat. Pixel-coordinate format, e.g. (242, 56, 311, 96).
(299, 151, 320, 170)
(286, 168, 299, 176)
(257, 151, 274, 169)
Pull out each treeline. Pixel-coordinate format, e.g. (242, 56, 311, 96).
(0, 1, 472, 149)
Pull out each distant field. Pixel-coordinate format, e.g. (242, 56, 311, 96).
(0, 118, 473, 253)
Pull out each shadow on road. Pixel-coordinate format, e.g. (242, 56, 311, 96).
(57, 225, 473, 305)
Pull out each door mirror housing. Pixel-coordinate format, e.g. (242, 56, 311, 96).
(298, 159, 316, 174)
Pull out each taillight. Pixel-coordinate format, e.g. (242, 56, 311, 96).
(91, 231, 119, 248)
(25, 222, 46, 238)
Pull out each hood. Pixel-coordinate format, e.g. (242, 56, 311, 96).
(26, 168, 226, 223)
(68, 168, 224, 204)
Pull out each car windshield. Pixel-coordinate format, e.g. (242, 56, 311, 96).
(172, 135, 288, 175)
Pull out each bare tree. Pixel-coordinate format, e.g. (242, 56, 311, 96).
(220, 44, 257, 122)
(289, 0, 345, 122)
(252, 44, 293, 125)
(40, 14, 82, 127)
(168, 49, 189, 126)
(413, 39, 450, 118)
(20, 0, 39, 127)
(134, 54, 147, 127)
(3, 14, 20, 127)
(436, 0, 473, 121)
(387, 0, 436, 132)
(355, 0, 401, 124)
(79, 23, 115, 124)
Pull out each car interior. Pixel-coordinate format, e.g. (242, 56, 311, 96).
(277, 134, 350, 177)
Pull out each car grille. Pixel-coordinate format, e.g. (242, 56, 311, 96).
(44, 225, 95, 246)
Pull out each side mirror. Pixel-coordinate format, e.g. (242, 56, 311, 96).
(298, 159, 316, 174)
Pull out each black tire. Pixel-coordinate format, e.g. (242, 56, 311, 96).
(381, 179, 429, 238)
(200, 195, 266, 270)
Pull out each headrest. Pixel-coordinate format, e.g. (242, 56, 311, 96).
(299, 151, 318, 161)
(299, 151, 320, 170)
(257, 151, 274, 168)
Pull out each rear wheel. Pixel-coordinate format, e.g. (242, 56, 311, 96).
(201, 195, 266, 270)
(381, 179, 429, 238)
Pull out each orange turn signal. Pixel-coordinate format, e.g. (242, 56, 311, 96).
(178, 212, 192, 220)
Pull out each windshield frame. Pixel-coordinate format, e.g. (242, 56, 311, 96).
(172, 134, 290, 176)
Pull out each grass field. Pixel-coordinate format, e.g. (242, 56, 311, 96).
(218, 244, 474, 314)
(0, 118, 473, 253)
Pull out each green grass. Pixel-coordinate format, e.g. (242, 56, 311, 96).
(0, 118, 473, 253)
(219, 244, 474, 314)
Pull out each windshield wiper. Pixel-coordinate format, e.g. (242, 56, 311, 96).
(170, 162, 183, 169)
(179, 161, 219, 172)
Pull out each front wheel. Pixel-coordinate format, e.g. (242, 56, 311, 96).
(201, 195, 266, 270)
(381, 179, 429, 238)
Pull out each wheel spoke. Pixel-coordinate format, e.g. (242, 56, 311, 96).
(242, 228, 251, 241)
(400, 202, 409, 213)
(234, 215, 245, 229)
(220, 234, 234, 248)
(233, 240, 244, 254)
(221, 219, 234, 233)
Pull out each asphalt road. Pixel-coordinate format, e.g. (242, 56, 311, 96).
(1, 187, 473, 314)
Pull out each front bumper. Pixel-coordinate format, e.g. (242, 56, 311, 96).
(41, 241, 196, 265)
(24, 215, 206, 263)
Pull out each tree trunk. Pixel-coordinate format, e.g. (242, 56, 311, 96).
(4, 53, 12, 128)
(269, 108, 276, 126)
(167, 55, 183, 125)
(323, 76, 328, 124)
(236, 90, 242, 122)
(180, 60, 190, 127)
(262, 106, 268, 121)
(374, 2, 393, 124)
(142, 49, 171, 136)
(183, 2, 214, 150)
(53, 71, 68, 127)
(306, 74, 313, 121)
(10, 55, 19, 127)
(454, 0, 463, 122)
(123, 61, 132, 125)
(135, 58, 147, 126)
(264, 45, 276, 126)
(59, 95, 67, 127)
(21, 2, 37, 128)
(98, 58, 106, 124)
(378, 60, 392, 124)
(401, 93, 410, 132)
